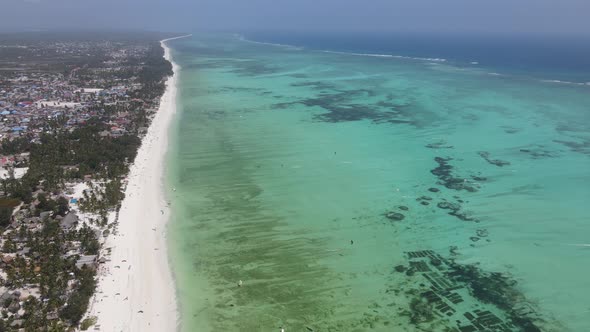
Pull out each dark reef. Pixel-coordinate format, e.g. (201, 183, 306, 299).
(437, 201, 461, 211)
(519, 146, 559, 159)
(435, 200, 477, 221)
(290, 81, 335, 90)
(229, 60, 279, 76)
(478, 151, 511, 167)
(431, 157, 480, 192)
(448, 210, 477, 222)
(554, 138, 590, 155)
(476, 229, 488, 238)
(273, 89, 421, 125)
(394, 265, 407, 273)
(425, 140, 454, 149)
(385, 212, 405, 221)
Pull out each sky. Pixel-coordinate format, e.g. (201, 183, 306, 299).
(1, 0, 589, 37)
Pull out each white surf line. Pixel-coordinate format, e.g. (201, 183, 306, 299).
(161, 34, 193, 43)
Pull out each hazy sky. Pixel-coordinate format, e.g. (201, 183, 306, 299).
(1, 0, 589, 37)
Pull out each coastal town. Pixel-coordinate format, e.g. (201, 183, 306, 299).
(0, 32, 174, 331)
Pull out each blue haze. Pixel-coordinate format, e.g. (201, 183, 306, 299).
(1, 0, 590, 39)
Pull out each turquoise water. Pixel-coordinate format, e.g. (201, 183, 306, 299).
(166, 34, 590, 331)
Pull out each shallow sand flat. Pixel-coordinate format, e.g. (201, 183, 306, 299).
(167, 34, 589, 331)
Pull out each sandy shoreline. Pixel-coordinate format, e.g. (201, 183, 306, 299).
(86, 35, 189, 331)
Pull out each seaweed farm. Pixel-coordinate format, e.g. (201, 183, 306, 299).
(393, 249, 544, 331)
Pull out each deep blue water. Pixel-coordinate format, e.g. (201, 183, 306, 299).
(244, 31, 590, 83)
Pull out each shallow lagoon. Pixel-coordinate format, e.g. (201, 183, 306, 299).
(167, 34, 590, 331)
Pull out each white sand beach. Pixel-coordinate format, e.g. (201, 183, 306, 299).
(86, 36, 188, 331)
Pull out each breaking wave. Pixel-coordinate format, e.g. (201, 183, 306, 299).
(322, 50, 447, 62)
(236, 34, 304, 50)
(236, 34, 589, 87)
(539, 79, 590, 86)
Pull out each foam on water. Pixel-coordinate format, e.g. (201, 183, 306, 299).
(539, 79, 590, 86)
(237, 34, 304, 51)
(322, 50, 447, 62)
(241, 34, 590, 87)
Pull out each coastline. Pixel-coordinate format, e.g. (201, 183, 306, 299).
(86, 35, 188, 331)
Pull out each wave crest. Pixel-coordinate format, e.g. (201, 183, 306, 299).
(236, 35, 303, 50)
(322, 50, 447, 62)
(540, 79, 590, 86)
(235, 35, 589, 87)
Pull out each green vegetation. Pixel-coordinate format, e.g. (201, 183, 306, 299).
(0, 135, 33, 155)
(35, 194, 70, 217)
(80, 316, 97, 330)
(76, 225, 101, 255)
(24, 123, 141, 190)
(135, 42, 173, 100)
(60, 267, 96, 325)
(0, 206, 13, 228)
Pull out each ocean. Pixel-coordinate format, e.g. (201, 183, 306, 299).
(165, 33, 590, 331)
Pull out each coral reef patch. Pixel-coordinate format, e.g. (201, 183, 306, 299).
(478, 151, 511, 167)
(431, 157, 480, 192)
